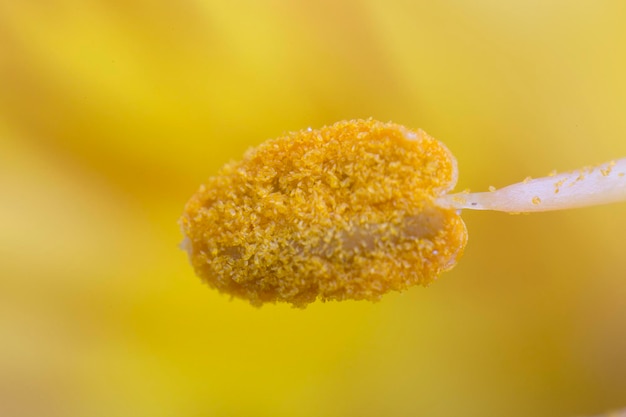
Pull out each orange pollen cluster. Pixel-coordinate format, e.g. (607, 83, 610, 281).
(180, 119, 467, 307)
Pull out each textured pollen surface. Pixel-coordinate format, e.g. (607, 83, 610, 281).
(180, 119, 467, 307)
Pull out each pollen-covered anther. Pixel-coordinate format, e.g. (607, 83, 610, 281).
(180, 119, 467, 307)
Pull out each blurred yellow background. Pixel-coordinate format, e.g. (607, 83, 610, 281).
(2, 1, 626, 416)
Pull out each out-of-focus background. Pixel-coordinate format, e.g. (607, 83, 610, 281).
(2, 1, 626, 416)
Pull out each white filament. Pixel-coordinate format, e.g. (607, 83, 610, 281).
(437, 158, 626, 213)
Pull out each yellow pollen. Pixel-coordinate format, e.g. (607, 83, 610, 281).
(554, 178, 566, 194)
(180, 119, 467, 307)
